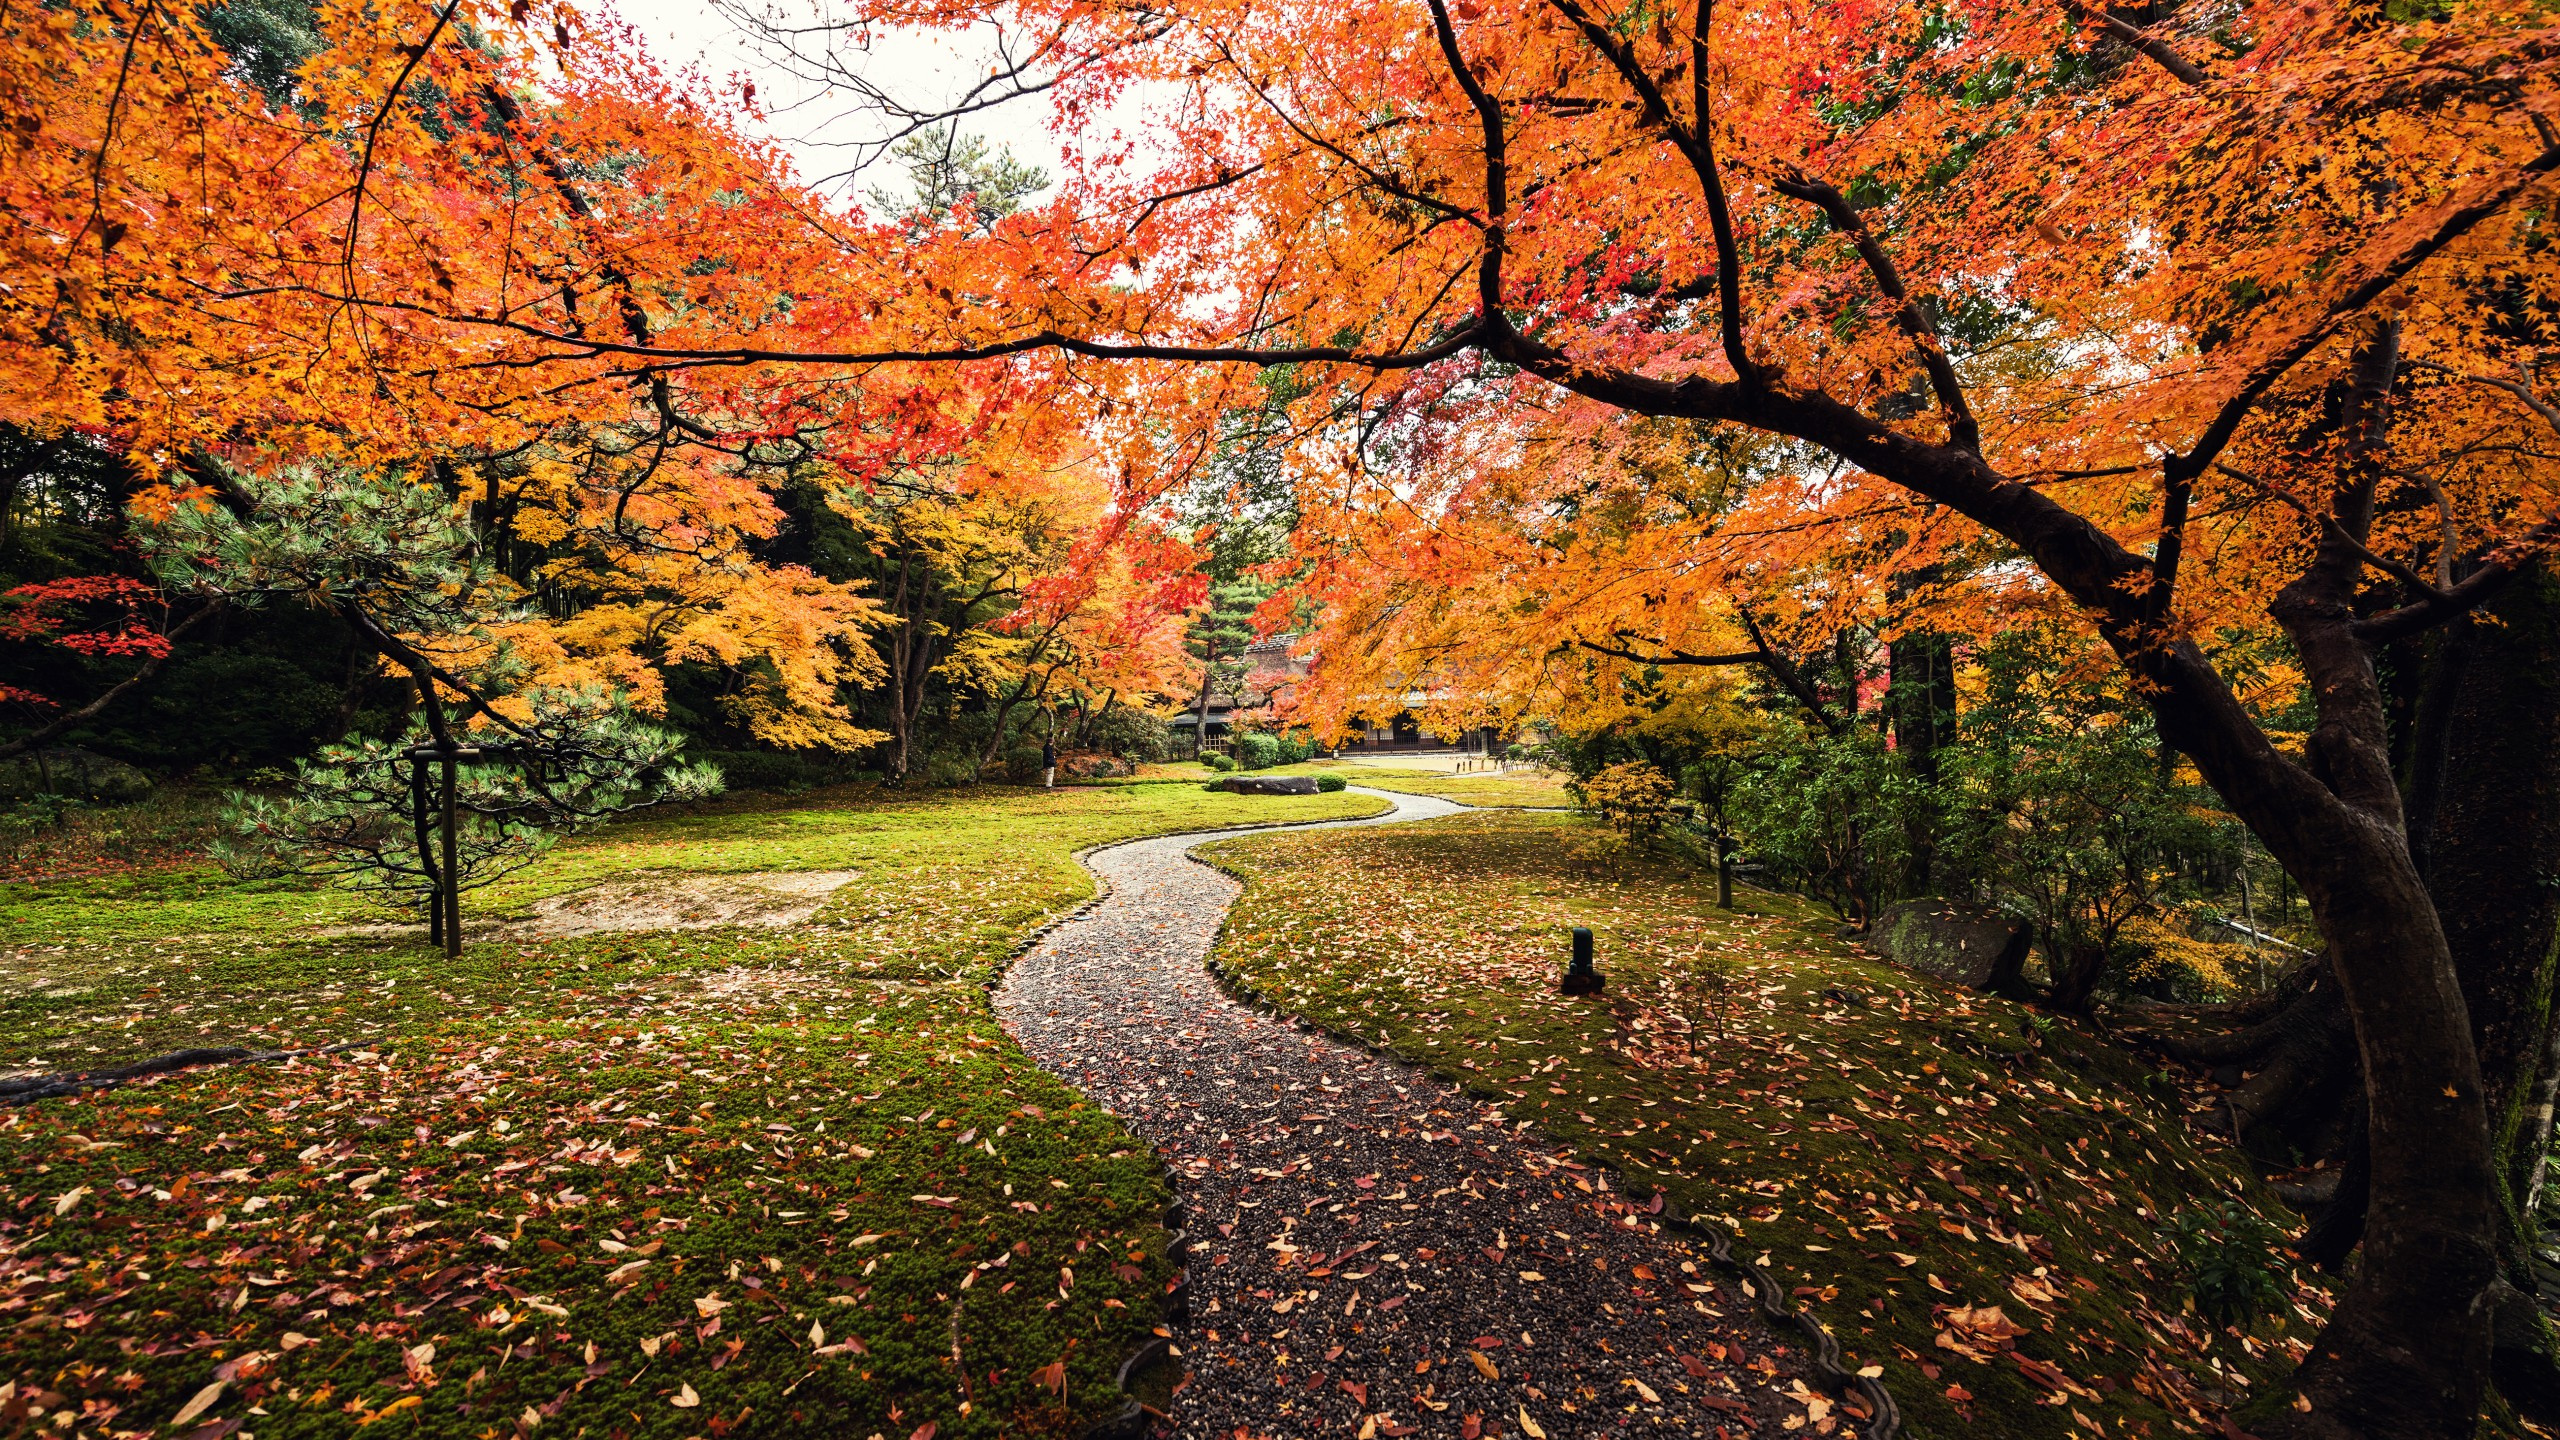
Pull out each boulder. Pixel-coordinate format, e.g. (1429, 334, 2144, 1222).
(1212, 775, 1319, 796)
(0, 746, 154, 804)
(1872, 898, 2032, 992)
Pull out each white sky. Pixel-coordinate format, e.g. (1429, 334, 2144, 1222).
(584, 0, 1076, 201)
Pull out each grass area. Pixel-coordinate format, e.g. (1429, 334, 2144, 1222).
(1080, 756, 1568, 807)
(1200, 810, 2327, 1440)
(1298, 763, 1569, 809)
(0, 782, 1386, 1440)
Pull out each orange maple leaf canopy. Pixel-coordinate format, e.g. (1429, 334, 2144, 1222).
(0, 0, 1212, 729)
(8, 0, 2558, 1423)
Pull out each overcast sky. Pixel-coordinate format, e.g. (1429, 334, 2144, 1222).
(583, 0, 1074, 201)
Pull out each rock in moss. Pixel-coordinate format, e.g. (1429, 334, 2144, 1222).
(1871, 897, 2030, 989)
(1211, 775, 1319, 796)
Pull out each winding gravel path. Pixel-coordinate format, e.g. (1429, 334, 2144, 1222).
(997, 789, 1818, 1439)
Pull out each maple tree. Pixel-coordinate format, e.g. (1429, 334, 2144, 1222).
(12, 0, 2557, 1427)
(696, 0, 2539, 1429)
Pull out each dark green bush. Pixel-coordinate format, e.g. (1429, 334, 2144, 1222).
(1081, 706, 1172, 762)
(1316, 773, 1347, 793)
(689, 749, 866, 792)
(1202, 752, 1238, 772)
(2173, 1201, 2288, 1327)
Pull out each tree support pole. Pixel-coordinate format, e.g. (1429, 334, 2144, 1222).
(440, 751, 461, 959)
(412, 754, 443, 950)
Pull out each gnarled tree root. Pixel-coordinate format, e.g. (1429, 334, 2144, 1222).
(0, 1042, 359, 1106)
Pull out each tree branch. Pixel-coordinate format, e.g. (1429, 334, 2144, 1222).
(2067, 0, 2208, 87)
(2354, 513, 2560, 644)
(1575, 638, 1762, 668)
(1423, 0, 1509, 318)
(1767, 169, 1978, 449)
(0, 598, 225, 762)
(2169, 142, 2560, 484)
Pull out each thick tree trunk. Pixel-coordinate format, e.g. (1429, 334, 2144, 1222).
(1887, 631, 1955, 783)
(2432, 567, 2560, 1228)
(2425, 565, 2560, 1419)
(1889, 629, 1957, 892)
(2047, 937, 2109, 1015)
(2231, 321, 2495, 1438)
(1192, 660, 1217, 755)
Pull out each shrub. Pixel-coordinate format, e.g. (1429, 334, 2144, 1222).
(1576, 760, 1677, 841)
(690, 749, 864, 793)
(1316, 773, 1347, 793)
(1081, 706, 1172, 762)
(1236, 731, 1282, 770)
(2173, 1202, 2289, 1328)
(1727, 727, 1925, 925)
(1201, 752, 1239, 772)
(1668, 952, 1748, 1048)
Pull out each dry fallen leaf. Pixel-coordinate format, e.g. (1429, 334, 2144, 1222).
(1469, 1350, 1500, 1380)
(169, 1380, 227, 1428)
(671, 1383, 700, 1409)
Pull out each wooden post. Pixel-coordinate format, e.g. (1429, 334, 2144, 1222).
(411, 754, 442, 950)
(1716, 824, 1735, 911)
(440, 749, 461, 958)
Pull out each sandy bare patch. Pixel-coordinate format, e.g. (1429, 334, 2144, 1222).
(320, 869, 864, 941)
(525, 870, 861, 938)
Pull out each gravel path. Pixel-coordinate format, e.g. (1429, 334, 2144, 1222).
(997, 789, 1825, 1439)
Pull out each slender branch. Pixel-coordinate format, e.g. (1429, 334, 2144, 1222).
(1576, 638, 1761, 668)
(1541, 0, 1753, 382)
(341, 0, 467, 292)
(1732, 605, 1846, 734)
(1690, 0, 1753, 385)
(1768, 169, 1977, 448)
(2169, 142, 2560, 484)
(2067, 0, 2208, 87)
(2411, 358, 2560, 438)
(0, 598, 225, 762)
(386, 305, 1489, 373)
(2218, 462, 2447, 601)
(1423, 0, 1509, 317)
(2354, 513, 2560, 643)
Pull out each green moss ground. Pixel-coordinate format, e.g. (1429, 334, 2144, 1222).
(1200, 810, 2329, 1440)
(0, 783, 1384, 1440)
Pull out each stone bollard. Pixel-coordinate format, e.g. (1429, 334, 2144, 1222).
(1561, 926, 1606, 995)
